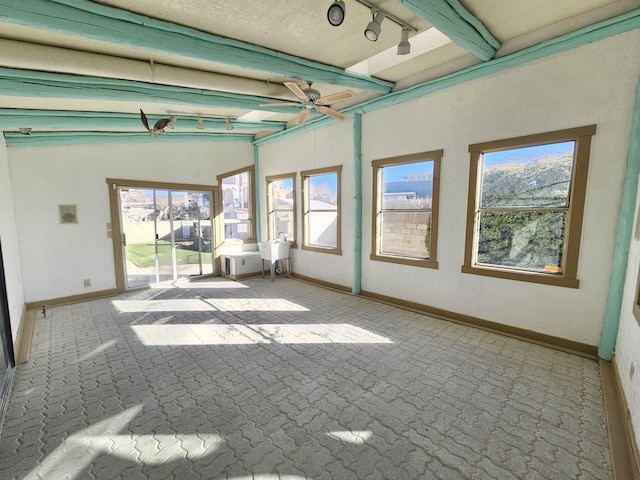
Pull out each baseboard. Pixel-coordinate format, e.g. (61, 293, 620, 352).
(359, 289, 598, 358)
(25, 288, 118, 311)
(609, 357, 640, 480)
(291, 273, 352, 294)
(13, 304, 33, 365)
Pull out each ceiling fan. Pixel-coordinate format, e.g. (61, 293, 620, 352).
(260, 82, 355, 125)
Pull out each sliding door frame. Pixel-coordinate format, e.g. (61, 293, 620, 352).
(107, 178, 218, 293)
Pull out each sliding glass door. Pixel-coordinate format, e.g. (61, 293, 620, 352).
(0, 241, 15, 415)
(120, 187, 213, 289)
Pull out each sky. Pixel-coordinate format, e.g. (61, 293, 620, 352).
(483, 141, 575, 168)
(383, 160, 433, 182)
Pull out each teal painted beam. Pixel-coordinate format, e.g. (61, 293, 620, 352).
(255, 9, 640, 146)
(0, 109, 286, 132)
(0, 67, 301, 115)
(0, 0, 393, 94)
(598, 71, 640, 360)
(397, 0, 500, 60)
(353, 113, 363, 295)
(3, 131, 254, 147)
(254, 144, 261, 243)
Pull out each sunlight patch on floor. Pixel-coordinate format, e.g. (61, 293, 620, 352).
(131, 324, 393, 346)
(74, 340, 118, 363)
(327, 430, 373, 444)
(203, 298, 309, 312)
(112, 298, 309, 313)
(23, 405, 222, 480)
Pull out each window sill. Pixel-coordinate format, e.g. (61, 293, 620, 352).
(370, 253, 438, 269)
(461, 264, 579, 288)
(301, 245, 342, 256)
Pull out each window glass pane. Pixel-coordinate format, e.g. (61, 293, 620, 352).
(221, 171, 251, 240)
(309, 174, 337, 207)
(481, 142, 574, 208)
(307, 211, 337, 248)
(381, 210, 431, 258)
(382, 161, 433, 210)
(269, 178, 294, 241)
(274, 210, 294, 241)
(477, 210, 566, 271)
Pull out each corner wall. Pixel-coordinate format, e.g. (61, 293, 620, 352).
(258, 30, 640, 347)
(7, 140, 253, 302)
(0, 134, 25, 342)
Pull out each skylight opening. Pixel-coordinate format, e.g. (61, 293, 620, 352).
(347, 28, 452, 76)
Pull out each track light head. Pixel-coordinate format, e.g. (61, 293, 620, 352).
(364, 10, 385, 42)
(225, 117, 233, 131)
(397, 28, 411, 55)
(197, 116, 204, 130)
(19, 128, 31, 135)
(327, 1, 345, 27)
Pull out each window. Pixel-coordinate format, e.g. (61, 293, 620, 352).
(266, 173, 296, 245)
(463, 125, 596, 287)
(217, 166, 255, 243)
(371, 151, 442, 268)
(301, 166, 341, 254)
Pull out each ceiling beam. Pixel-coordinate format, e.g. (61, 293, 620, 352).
(396, 0, 501, 61)
(255, 8, 640, 146)
(0, 0, 394, 94)
(0, 68, 302, 115)
(0, 109, 286, 132)
(3, 131, 254, 148)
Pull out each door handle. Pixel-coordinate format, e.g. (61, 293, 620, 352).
(123, 233, 127, 246)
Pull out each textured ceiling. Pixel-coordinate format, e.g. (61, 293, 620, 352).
(0, 0, 638, 142)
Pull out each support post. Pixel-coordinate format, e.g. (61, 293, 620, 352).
(599, 74, 640, 360)
(353, 113, 363, 295)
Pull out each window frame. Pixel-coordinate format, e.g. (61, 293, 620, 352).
(462, 125, 596, 288)
(300, 165, 342, 255)
(266, 172, 297, 247)
(216, 165, 256, 245)
(370, 150, 442, 269)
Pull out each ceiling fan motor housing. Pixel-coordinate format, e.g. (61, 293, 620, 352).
(304, 87, 322, 102)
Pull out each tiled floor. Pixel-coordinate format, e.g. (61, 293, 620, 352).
(0, 277, 612, 479)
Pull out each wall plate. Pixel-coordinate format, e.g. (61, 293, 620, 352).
(58, 204, 78, 224)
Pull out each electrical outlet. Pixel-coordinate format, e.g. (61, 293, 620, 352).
(242, 259, 245, 266)
(84, 279, 91, 287)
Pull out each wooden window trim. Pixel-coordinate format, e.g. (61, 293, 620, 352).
(266, 172, 297, 248)
(462, 125, 596, 288)
(370, 150, 442, 269)
(216, 166, 256, 245)
(300, 166, 342, 255)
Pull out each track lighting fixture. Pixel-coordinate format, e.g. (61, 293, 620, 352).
(397, 27, 411, 55)
(18, 127, 31, 135)
(225, 117, 233, 131)
(327, 1, 345, 27)
(364, 10, 385, 42)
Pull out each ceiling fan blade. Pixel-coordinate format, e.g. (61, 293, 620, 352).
(259, 102, 301, 107)
(317, 106, 347, 121)
(317, 90, 355, 105)
(284, 82, 309, 101)
(296, 108, 310, 125)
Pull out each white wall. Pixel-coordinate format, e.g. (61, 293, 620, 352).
(617, 175, 640, 459)
(360, 31, 640, 346)
(0, 136, 25, 341)
(8, 140, 253, 302)
(258, 30, 640, 347)
(259, 121, 355, 289)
